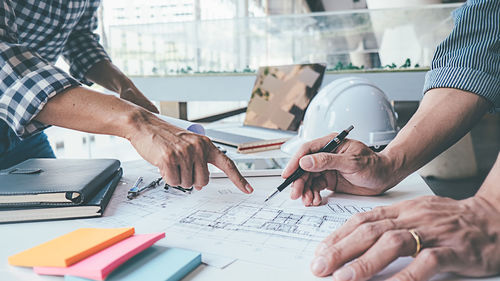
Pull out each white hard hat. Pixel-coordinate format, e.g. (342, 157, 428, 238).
(281, 77, 398, 155)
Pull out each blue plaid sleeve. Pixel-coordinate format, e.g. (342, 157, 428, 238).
(62, 1, 111, 86)
(0, 1, 80, 139)
(423, 0, 500, 111)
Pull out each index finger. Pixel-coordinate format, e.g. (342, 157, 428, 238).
(282, 133, 338, 178)
(208, 148, 253, 194)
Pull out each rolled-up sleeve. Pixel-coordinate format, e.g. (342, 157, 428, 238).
(62, 1, 110, 86)
(423, 0, 500, 111)
(0, 1, 80, 139)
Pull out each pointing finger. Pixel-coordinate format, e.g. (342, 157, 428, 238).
(209, 148, 253, 194)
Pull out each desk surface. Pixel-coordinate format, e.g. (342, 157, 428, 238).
(0, 158, 497, 281)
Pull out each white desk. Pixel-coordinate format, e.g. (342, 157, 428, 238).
(0, 158, 497, 281)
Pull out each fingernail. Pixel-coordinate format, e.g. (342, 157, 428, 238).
(333, 267, 354, 281)
(300, 156, 314, 169)
(245, 184, 253, 193)
(310, 257, 326, 275)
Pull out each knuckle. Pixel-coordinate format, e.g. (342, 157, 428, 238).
(349, 213, 366, 224)
(351, 212, 369, 225)
(323, 233, 339, 246)
(381, 231, 404, 247)
(352, 258, 373, 276)
(326, 246, 343, 261)
(300, 141, 313, 151)
(184, 142, 196, 154)
(371, 206, 387, 217)
(315, 154, 329, 167)
(198, 135, 211, 145)
(223, 157, 236, 169)
(162, 150, 176, 161)
(419, 249, 440, 265)
(358, 222, 378, 235)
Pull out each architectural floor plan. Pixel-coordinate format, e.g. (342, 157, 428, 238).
(86, 161, 380, 269)
(179, 201, 371, 241)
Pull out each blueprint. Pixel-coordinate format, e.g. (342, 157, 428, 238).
(178, 201, 367, 241)
(83, 160, 381, 270)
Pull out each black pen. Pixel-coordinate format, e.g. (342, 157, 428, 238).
(264, 125, 354, 202)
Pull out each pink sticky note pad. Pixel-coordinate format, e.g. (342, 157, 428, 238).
(34, 233, 165, 281)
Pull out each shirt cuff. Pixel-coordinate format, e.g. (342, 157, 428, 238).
(0, 64, 80, 139)
(424, 66, 500, 112)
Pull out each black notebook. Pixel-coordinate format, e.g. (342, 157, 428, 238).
(0, 167, 122, 223)
(0, 158, 120, 207)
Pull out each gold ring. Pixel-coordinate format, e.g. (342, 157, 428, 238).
(408, 229, 422, 257)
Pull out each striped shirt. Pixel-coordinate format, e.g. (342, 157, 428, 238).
(424, 0, 500, 111)
(0, 0, 109, 146)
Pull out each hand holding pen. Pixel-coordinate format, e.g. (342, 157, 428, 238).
(265, 126, 353, 202)
(279, 125, 399, 206)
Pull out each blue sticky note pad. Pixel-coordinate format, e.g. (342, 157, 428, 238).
(65, 246, 201, 281)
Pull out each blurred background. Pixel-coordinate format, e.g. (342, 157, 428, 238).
(49, 0, 498, 170)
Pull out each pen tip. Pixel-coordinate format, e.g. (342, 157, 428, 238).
(264, 190, 279, 203)
(346, 125, 354, 133)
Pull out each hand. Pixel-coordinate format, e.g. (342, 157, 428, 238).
(127, 109, 253, 193)
(310, 195, 500, 281)
(282, 133, 397, 206)
(120, 82, 159, 114)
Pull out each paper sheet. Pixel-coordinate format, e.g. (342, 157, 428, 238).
(158, 115, 205, 135)
(82, 162, 380, 271)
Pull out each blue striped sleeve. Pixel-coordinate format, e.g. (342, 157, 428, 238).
(423, 0, 500, 111)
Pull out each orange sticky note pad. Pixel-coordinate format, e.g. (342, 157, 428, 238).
(8, 227, 135, 267)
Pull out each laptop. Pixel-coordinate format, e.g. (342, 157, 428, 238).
(205, 63, 326, 153)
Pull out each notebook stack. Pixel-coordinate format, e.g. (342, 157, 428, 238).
(0, 159, 122, 223)
(8, 227, 201, 281)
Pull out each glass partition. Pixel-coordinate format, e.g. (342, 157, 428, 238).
(105, 3, 462, 76)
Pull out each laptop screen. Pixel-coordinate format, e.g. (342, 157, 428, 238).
(244, 63, 326, 132)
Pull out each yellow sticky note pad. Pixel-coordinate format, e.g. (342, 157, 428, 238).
(8, 227, 135, 267)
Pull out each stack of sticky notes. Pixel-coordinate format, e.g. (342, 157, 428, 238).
(8, 227, 201, 281)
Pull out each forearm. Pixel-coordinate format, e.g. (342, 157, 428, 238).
(84, 60, 159, 113)
(381, 88, 491, 185)
(34, 86, 168, 140)
(33, 81, 252, 193)
(85, 60, 131, 94)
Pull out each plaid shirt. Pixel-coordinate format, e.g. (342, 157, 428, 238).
(0, 0, 109, 140)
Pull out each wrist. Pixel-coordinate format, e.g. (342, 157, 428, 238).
(121, 106, 183, 142)
(378, 146, 408, 188)
(121, 106, 152, 141)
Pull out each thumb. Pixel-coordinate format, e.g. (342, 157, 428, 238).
(299, 153, 350, 173)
